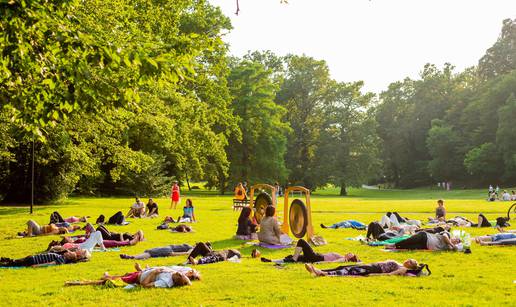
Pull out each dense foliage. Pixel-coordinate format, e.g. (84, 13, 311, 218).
(0, 1, 515, 202)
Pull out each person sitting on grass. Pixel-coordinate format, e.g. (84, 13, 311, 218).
(304, 259, 426, 277)
(385, 231, 461, 251)
(120, 244, 193, 260)
(48, 230, 144, 252)
(234, 182, 247, 201)
(144, 198, 159, 218)
(320, 220, 366, 230)
(177, 199, 196, 223)
(126, 197, 145, 218)
(102, 263, 198, 288)
(475, 233, 516, 245)
(0, 250, 90, 267)
(19, 220, 80, 237)
(235, 207, 257, 240)
(187, 242, 241, 265)
(260, 239, 360, 263)
(427, 199, 446, 223)
(258, 206, 282, 245)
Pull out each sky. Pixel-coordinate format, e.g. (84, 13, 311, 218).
(208, 0, 516, 93)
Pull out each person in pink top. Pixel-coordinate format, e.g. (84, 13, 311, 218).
(170, 181, 181, 209)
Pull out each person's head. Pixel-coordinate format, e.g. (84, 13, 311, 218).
(265, 206, 275, 217)
(58, 227, 69, 234)
(46, 240, 60, 251)
(63, 251, 78, 262)
(60, 236, 73, 245)
(450, 237, 461, 245)
(135, 197, 141, 203)
(227, 249, 241, 259)
(148, 198, 154, 205)
(344, 253, 360, 262)
(437, 199, 444, 207)
(512, 191, 515, 195)
(403, 259, 418, 269)
(251, 249, 261, 258)
(238, 207, 252, 223)
(185, 269, 202, 281)
(79, 216, 88, 223)
(172, 272, 191, 287)
(82, 223, 95, 234)
(185, 199, 193, 208)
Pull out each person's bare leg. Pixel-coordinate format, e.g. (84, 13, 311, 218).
(102, 272, 125, 280)
(292, 247, 302, 261)
(475, 236, 492, 243)
(134, 262, 143, 271)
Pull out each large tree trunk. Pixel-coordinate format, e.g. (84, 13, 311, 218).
(339, 182, 347, 196)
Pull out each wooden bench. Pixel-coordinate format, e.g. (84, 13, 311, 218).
(233, 199, 250, 210)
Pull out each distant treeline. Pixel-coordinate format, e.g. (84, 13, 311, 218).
(0, 1, 515, 202)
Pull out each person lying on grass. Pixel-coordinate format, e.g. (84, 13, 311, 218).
(235, 207, 258, 240)
(84, 223, 144, 242)
(187, 242, 241, 265)
(258, 206, 283, 245)
(260, 239, 360, 263)
(384, 231, 461, 251)
(157, 221, 193, 232)
(379, 212, 421, 228)
(49, 211, 89, 224)
(102, 263, 199, 288)
(320, 220, 366, 230)
(19, 220, 80, 237)
(475, 233, 516, 245)
(304, 258, 428, 277)
(0, 249, 90, 267)
(120, 244, 193, 260)
(47, 230, 144, 252)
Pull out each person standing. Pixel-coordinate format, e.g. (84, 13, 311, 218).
(488, 185, 494, 198)
(170, 181, 181, 210)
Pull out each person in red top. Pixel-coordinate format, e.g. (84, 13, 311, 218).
(170, 181, 181, 209)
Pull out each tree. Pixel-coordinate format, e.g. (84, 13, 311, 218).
(276, 55, 332, 188)
(426, 119, 465, 182)
(496, 94, 516, 181)
(314, 81, 379, 195)
(479, 18, 516, 80)
(464, 143, 503, 185)
(225, 59, 290, 190)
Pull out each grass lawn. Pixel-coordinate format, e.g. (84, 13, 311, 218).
(0, 188, 514, 306)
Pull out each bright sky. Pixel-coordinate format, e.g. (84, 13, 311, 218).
(209, 0, 516, 93)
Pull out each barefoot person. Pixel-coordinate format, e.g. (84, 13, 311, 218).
(0, 250, 90, 267)
(260, 239, 359, 263)
(187, 242, 241, 265)
(305, 259, 423, 277)
(102, 263, 198, 288)
(120, 244, 193, 260)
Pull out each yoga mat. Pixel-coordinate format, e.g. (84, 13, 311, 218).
(93, 248, 120, 252)
(256, 243, 292, 249)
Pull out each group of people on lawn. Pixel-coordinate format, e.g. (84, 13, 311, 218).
(2, 181, 515, 288)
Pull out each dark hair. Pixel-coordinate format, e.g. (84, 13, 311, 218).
(437, 199, 444, 204)
(186, 199, 193, 207)
(265, 206, 275, 217)
(227, 249, 241, 259)
(406, 263, 431, 276)
(238, 207, 252, 223)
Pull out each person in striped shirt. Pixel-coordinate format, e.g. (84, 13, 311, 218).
(0, 249, 90, 267)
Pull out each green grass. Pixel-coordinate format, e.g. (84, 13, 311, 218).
(0, 188, 514, 306)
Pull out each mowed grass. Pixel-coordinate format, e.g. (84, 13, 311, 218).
(0, 188, 514, 306)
